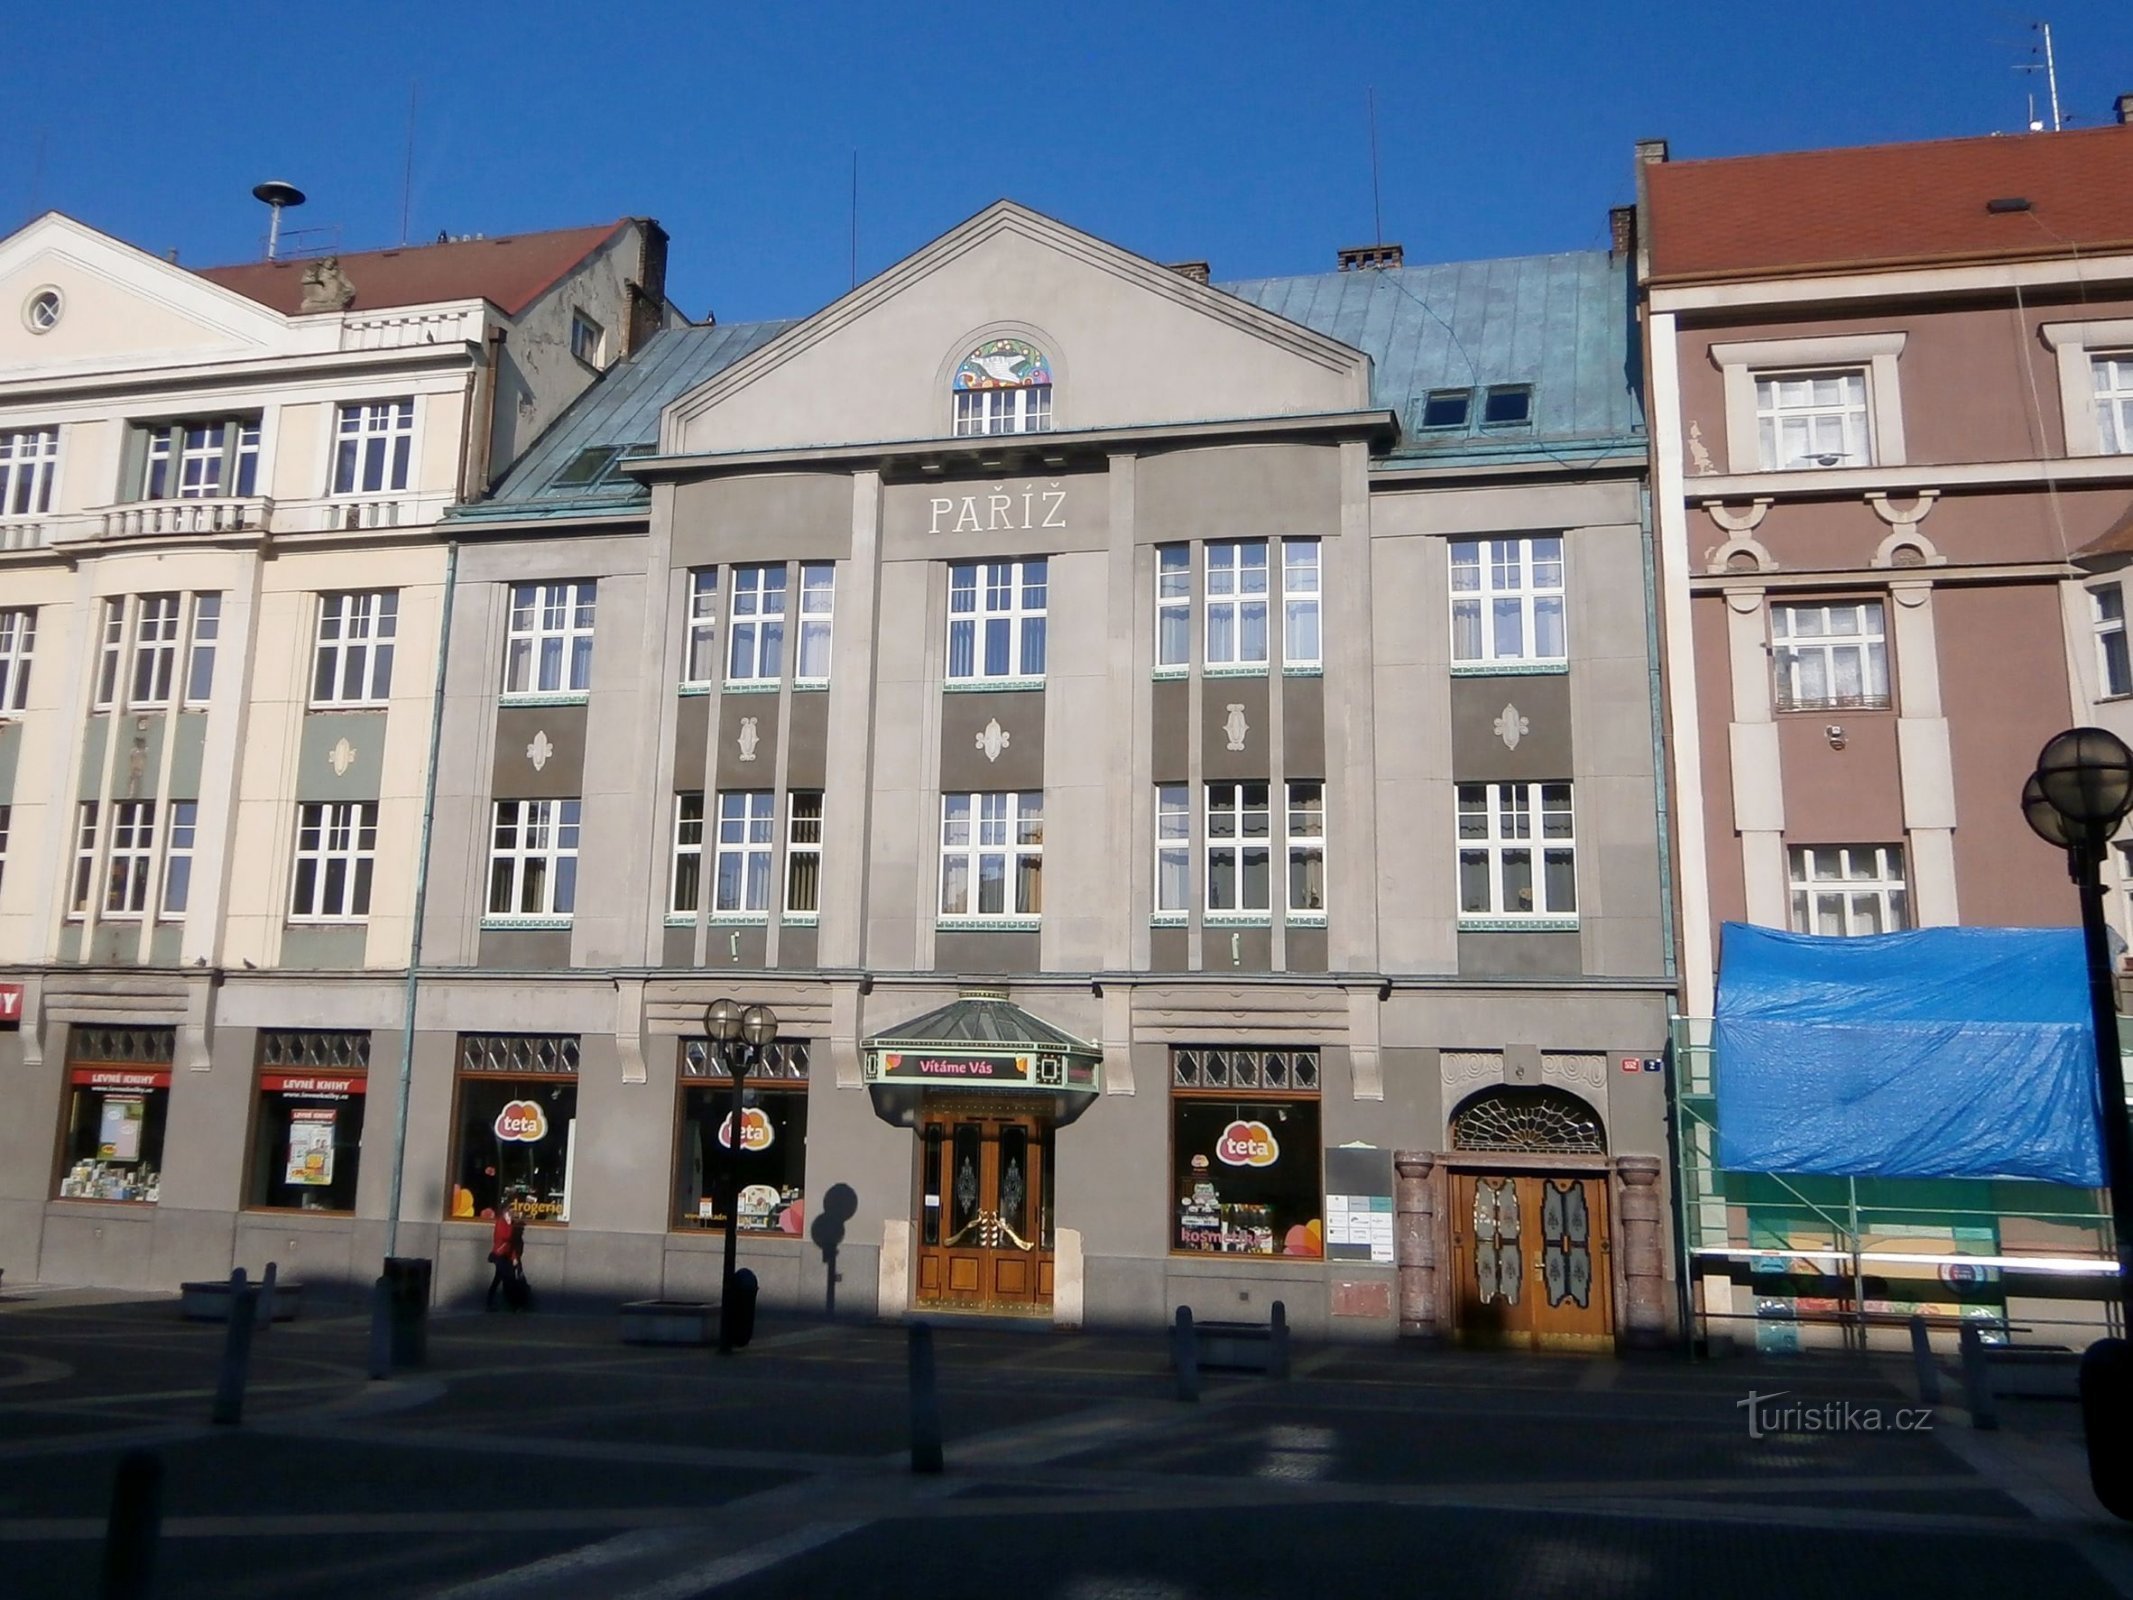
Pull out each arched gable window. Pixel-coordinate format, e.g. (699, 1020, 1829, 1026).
(1449, 1087, 1605, 1155)
(953, 338, 1053, 437)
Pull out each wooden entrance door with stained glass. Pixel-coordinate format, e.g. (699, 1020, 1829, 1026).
(1450, 1170, 1613, 1350)
(915, 1103, 1055, 1314)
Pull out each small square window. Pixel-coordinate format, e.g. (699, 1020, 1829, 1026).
(1420, 390, 1472, 430)
(550, 445, 622, 489)
(1482, 386, 1532, 427)
(570, 311, 607, 369)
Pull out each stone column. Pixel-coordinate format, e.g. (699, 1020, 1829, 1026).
(1615, 1155, 1669, 1348)
(1395, 1151, 1440, 1341)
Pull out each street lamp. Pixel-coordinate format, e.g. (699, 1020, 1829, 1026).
(705, 997, 778, 1354)
(2023, 726, 2133, 1518)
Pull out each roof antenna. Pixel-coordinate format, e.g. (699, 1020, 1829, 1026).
(1367, 86, 1384, 244)
(2015, 20, 2064, 131)
(850, 151, 859, 291)
(400, 81, 418, 246)
(252, 180, 306, 260)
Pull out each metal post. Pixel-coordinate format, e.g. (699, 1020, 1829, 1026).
(210, 1268, 259, 1426)
(256, 1260, 278, 1331)
(2075, 851, 2133, 1335)
(99, 1449, 162, 1600)
(1173, 1306, 1200, 1402)
(1960, 1323, 1999, 1431)
(367, 1275, 393, 1380)
(908, 1322, 943, 1474)
(1909, 1314, 1943, 1407)
(717, 1045, 746, 1355)
(1269, 1299, 1290, 1380)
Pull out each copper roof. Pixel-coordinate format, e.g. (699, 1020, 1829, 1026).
(1646, 124, 2133, 284)
(194, 220, 633, 317)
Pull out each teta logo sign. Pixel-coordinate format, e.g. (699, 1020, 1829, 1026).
(494, 1099, 548, 1142)
(717, 1106, 776, 1153)
(1216, 1119, 1279, 1168)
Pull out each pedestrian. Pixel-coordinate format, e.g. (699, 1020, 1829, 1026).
(505, 1211, 533, 1312)
(485, 1199, 518, 1312)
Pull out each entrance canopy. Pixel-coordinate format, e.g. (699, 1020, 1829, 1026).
(1714, 922, 2104, 1186)
(862, 995, 1100, 1126)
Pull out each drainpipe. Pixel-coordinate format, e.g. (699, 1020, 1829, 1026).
(386, 538, 458, 1257)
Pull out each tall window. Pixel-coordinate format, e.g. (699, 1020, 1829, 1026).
(0, 426, 59, 516)
(952, 338, 1053, 436)
(947, 560, 1047, 682)
(488, 799, 581, 919)
(1288, 782, 1325, 914)
(1156, 546, 1190, 667)
(184, 594, 220, 706)
(714, 792, 776, 913)
(1789, 844, 1909, 936)
(940, 792, 1043, 919)
(0, 804, 10, 899)
(571, 311, 607, 368)
(683, 569, 719, 686)
(71, 803, 98, 914)
(162, 802, 197, 917)
(1457, 782, 1577, 920)
(136, 418, 260, 499)
(313, 592, 398, 706)
(1282, 540, 1321, 668)
(727, 565, 786, 684)
(796, 563, 834, 683)
(1205, 542, 1269, 668)
(1771, 601, 1889, 711)
(331, 399, 414, 495)
(93, 600, 123, 708)
(104, 800, 156, 917)
(2095, 585, 2131, 699)
(786, 792, 823, 915)
(105, 592, 219, 710)
(131, 596, 180, 706)
(1450, 537, 1565, 665)
(1206, 782, 1271, 913)
(502, 581, 596, 696)
(2095, 355, 2133, 455)
(671, 793, 705, 914)
(291, 802, 378, 920)
(0, 607, 33, 711)
(1756, 371, 1870, 470)
(1156, 784, 1190, 912)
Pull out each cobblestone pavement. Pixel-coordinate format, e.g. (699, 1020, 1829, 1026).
(3, 1286, 2130, 1599)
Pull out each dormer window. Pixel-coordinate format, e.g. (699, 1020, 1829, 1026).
(1481, 385, 1533, 427)
(952, 338, 1052, 437)
(1419, 390, 1472, 430)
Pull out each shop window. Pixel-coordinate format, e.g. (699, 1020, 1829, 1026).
(1171, 1046, 1322, 1258)
(448, 1033, 580, 1224)
(674, 1038, 811, 1232)
(247, 1030, 370, 1211)
(56, 1027, 175, 1203)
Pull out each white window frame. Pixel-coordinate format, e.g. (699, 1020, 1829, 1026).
(2096, 585, 2132, 699)
(312, 591, 399, 707)
(2042, 321, 2133, 456)
(785, 791, 823, 916)
(1457, 781, 1577, 923)
(1709, 333, 1905, 473)
(103, 799, 156, 918)
(1156, 546, 1191, 669)
(1771, 600, 1890, 712)
(1449, 537, 1566, 667)
(946, 560, 1047, 684)
(0, 607, 33, 711)
(2097, 354, 2133, 457)
(70, 802, 98, 915)
(140, 417, 261, 500)
(682, 569, 719, 687)
(130, 594, 181, 707)
(952, 384, 1051, 437)
(184, 594, 220, 707)
(161, 800, 197, 918)
(713, 791, 776, 914)
(487, 799, 581, 921)
(291, 801, 378, 921)
(0, 426, 59, 517)
(671, 793, 705, 915)
(1287, 781, 1325, 917)
(330, 399, 415, 495)
(1754, 369, 1871, 471)
(939, 792, 1043, 921)
(796, 563, 834, 685)
(502, 580, 596, 697)
(571, 310, 607, 369)
(93, 599, 123, 709)
(726, 565, 786, 686)
(1789, 844, 1910, 937)
(1204, 782, 1271, 915)
(1281, 540, 1321, 669)
(1156, 784, 1190, 913)
(0, 802, 10, 898)
(1204, 542, 1269, 669)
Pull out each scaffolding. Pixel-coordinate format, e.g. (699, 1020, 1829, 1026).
(1670, 1015, 2119, 1352)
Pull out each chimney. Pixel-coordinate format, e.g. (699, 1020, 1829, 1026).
(1167, 260, 1210, 285)
(623, 218, 670, 357)
(1338, 242, 1404, 272)
(1609, 206, 1635, 260)
(2118, 92, 2133, 126)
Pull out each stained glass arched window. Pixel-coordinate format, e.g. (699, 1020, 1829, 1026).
(1449, 1087, 1606, 1155)
(953, 338, 1053, 436)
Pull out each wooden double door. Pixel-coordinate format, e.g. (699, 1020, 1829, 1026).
(1450, 1170, 1613, 1350)
(916, 1103, 1055, 1314)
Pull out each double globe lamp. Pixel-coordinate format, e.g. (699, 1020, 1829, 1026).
(703, 997, 778, 1354)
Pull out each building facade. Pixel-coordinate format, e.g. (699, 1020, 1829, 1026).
(0, 213, 673, 1291)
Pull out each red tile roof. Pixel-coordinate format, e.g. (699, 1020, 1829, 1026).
(194, 220, 632, 317)
(1646, 124, 2133, 284)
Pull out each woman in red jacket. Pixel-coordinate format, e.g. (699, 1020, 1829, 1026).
(485, 1200, 519, 1312)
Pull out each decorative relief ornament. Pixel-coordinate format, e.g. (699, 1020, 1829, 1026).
(328, 737, 357, 777)
(1224, 703, 1249, 752)
(1494, 704, 1529, 751)
(526, 730, 554, 772)
(738, 717, 760, 762)
(976, 717, 1011, 763)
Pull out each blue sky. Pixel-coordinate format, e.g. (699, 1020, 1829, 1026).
(7, 2, 2132, 325)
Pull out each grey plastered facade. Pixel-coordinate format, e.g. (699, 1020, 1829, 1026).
(399, 203, 1678, 1340)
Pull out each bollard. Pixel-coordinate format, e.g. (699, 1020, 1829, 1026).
(99, 1448, 162, 1600)
(1173, 1305, 1200, 1403)
(1269, 1300, 1290, 1381)
(1908, 1315, 1942, 1407)
(368, 1275, 394, 1380)
(210, 1267, 260, 1426)
(256, 1261, 279, 1332)
(1958, 1323, 1999, 1431)
(908, 1322, 944, 1474)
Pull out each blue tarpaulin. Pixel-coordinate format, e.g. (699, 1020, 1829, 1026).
(1714, 922, 2105, 1186)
